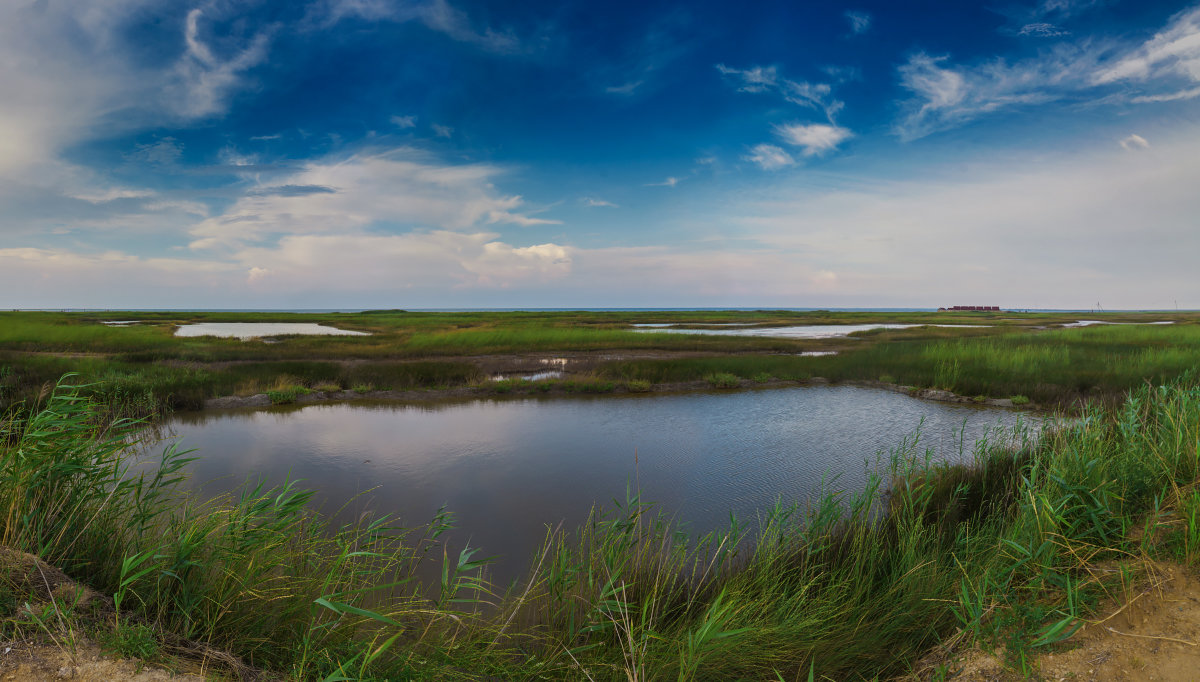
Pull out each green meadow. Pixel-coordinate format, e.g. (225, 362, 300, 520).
(2, 309, 1198, 419)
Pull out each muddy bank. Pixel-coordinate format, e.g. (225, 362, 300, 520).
(202, 378, 1027, 411)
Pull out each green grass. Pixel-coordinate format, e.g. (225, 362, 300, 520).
(600, 323, 1200, 406)
(3, 310, 1199, 420)
(5, 375, 1200, 678)
(705, 372, 741, 388)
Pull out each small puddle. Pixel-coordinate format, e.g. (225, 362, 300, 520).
(632, 323, 989, 339)
(491, 370, 564, 382)
(1062, 320, 1175, 327)
(797, 351, 838, 357)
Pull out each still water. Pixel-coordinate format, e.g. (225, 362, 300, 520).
(173, 322, 369, 339)
(631, 323, 988, 338)
(156, 386, 1033, 585)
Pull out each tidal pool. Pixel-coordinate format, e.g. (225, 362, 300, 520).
(631, 323, 988, 339)
(173, 322, 370, 339)
(154, 386, 1035, 585)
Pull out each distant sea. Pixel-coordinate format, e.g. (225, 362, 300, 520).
(19, 307, 1182, 314)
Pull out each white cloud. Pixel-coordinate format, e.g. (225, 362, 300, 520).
(1018, 23, 1069, 38)
(894, 51, 1081, 140)
(0, 2, 272, 184)
(70, 188, 156, 204)
(432, 124, 454, 138)
(188, 149, 556, 250)
(717, 63, 845, 122)
(0, 233, 574, 307)
(391, 115, 417, 128)
(1119, 133, 1150, 150)
(1034, 0, 1104, 20)
(1131, 85, 1200, 103)
(744, 144, 795, 171)
(733, 128, 1200, 308)
(897, 7, 1200, 139)
(605, 81, 643, 96)
(234, 232, 572, 292)
(582, 197, 619, 207)
(646, 177, 679, 187)
(715, 64, 778, 92)
(318, 0, 522, 54)
(774, 123, 852, 156)
(1092, 6, 1200, 85)
(168, 8, 271, 119)
(844, 11, 871, 35)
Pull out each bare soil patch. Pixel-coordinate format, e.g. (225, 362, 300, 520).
(937, 563, 1200, 681)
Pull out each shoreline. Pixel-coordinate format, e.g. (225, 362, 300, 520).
(201, 377, 1029, 411)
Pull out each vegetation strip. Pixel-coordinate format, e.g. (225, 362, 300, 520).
(2, 310, 1197, 420)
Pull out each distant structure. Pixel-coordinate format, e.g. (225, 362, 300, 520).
(938, 305, 1001, 312)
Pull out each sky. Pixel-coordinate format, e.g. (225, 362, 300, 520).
(2, 0, 1199, 310)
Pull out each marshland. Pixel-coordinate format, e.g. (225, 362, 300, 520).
(3, 309, 1200, 679)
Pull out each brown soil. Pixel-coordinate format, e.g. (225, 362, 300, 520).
(0, 640, 207, 681)
(0, 548, 253, 682)
(935, 563, 1200, 681)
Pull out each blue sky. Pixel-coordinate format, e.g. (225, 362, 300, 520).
(2, 0, 1199, 309)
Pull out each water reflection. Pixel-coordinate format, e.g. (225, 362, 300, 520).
(155, 386, 1034, 585)
(631, 324, 988, 338)
(173, 322, 369, 339)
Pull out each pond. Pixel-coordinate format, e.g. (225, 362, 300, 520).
(154, 386, 1035, 586)
(173, 322, 370, 339)
(631, 323, 988, 339)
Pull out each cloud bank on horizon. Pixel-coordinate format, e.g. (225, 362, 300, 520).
(1, 0, 1198, 309)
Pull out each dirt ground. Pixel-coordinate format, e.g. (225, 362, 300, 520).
(0, 640, 207, 681)
(0, 548, 243, 681)
(942, 563, 1200, 681)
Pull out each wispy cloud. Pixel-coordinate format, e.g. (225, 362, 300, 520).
(1119, 133, 1150, 150)
(188, 148, 557, 250)
(605, 81, 643, 96)
(169, 8, 271, 119)
(581, 197, 619, 207)
(432, 124, 454, 138)
(1131, 85, 1200, 103)
(248, 184, 338, 197)
(391, 115, 417, 128)
(744, 144, 795, 171)
(844, 10, 871, 36)
(897, 6, 1200, 139)
(1034, 0, 1105, 20)
(318, 0, 524, 54)
(716, 63, 844, 122)
(126, 138, 184, 166)
(646, 177, 679, 187)
(893, 50, 1081, 140)
(715, 64, 778, 93)
(774, 123, 852, 156)
(1018, 22, 1070, 38)
(1092, 6, 1200, 86)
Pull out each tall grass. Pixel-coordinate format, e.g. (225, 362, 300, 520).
(602, 323, 1200, 405)
(5, 375, 1200, 678)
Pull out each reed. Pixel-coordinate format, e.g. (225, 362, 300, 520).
(5, 373, 1200, 679)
